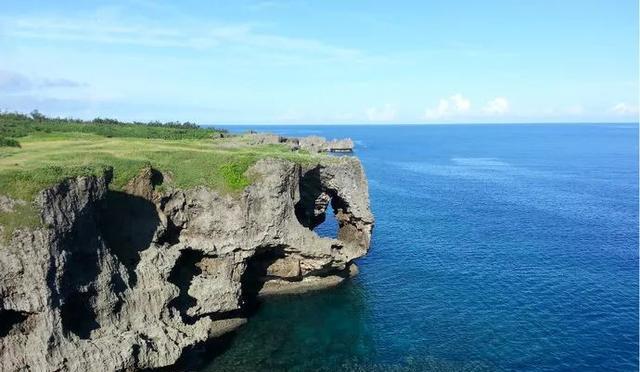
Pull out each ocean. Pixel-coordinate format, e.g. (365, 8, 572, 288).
(204, 124, 638, 371)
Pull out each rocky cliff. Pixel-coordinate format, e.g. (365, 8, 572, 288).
(0, 155, 373, 371)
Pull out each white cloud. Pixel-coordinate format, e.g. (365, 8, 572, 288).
(424, 93, 470, 120)
(450, 93, 471, 111)
(366, 104, 397, 122)
(424, 99, 449, 119)
(611, 102, 639, 115)
(1, 14, 363, 61)
(483, 97, 509, 115)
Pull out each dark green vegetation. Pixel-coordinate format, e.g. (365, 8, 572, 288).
(0, 111, 225, 143)
(0, 137, 20, 148)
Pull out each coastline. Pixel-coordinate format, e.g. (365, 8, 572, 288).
(0, 117, 374, 371)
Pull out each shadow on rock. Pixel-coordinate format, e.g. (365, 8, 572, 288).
(47, 192, 105, 340)
(99, 190, 160, 288)
(167, 249, 203, 325)
(147, 331, 238, 372)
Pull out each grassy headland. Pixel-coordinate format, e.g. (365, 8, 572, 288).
(0, 111, 321, 235)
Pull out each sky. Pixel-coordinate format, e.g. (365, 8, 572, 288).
(0, 0, 638, 124)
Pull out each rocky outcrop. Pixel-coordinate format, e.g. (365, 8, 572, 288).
(0, 155, 373, 371)
(297, 136, 354, 153)
(245, 133, 355, 153)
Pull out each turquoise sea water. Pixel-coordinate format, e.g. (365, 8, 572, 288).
(205, 124, 638, 371)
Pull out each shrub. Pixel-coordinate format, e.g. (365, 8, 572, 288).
(0, 137, 20, 148)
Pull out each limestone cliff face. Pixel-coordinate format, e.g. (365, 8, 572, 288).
(0, 156, 373, 371)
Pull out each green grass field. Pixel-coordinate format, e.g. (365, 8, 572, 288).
(0, 112, 322, 237)
(0, 133, 319, 199)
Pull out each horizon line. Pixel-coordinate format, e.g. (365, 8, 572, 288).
(206, 121, 639, 126)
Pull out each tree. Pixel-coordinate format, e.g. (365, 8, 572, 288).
(30, 109, 46, 122)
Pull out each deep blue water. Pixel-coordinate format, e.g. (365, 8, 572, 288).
(206, 124, 638, 371)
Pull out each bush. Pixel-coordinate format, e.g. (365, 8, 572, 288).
(0, 137, 20, 148)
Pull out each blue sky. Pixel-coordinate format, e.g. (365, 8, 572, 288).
(0, 0, 637, 124)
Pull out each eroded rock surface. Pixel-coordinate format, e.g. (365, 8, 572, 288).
(244, 133, 354, 153)
(297, 136, 354, 153)
(0, 155, 373, 371)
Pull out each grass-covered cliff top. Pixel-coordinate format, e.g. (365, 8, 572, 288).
(0, 112, 322, 202)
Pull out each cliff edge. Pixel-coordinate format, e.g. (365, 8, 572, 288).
(0, 151, 373, 370)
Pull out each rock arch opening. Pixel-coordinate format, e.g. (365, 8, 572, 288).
(312, 198, 340, 239)
(295, 166, 345, 240)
